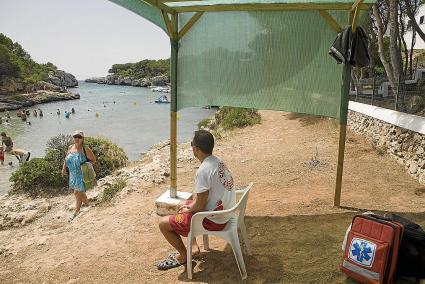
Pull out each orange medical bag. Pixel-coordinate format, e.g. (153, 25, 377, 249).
(341, 214, 404, 284)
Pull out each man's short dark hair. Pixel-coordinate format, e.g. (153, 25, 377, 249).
(0, 132, 5, 137)
(193, 130, 214, 155)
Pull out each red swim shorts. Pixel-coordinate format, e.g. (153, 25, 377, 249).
(169, 200, 226, 237)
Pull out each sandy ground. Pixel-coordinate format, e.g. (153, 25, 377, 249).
(0, 110, 424, 284)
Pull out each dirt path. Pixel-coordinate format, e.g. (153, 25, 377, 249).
(0, 111, 424, 284)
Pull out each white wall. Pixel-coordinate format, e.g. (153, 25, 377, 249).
(348, 101, 425, 135)
(405, 5, 425, 49)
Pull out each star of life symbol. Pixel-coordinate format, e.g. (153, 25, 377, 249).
(348, 238, 376, 267)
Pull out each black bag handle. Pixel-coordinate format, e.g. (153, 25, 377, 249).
(80, 146, 91, 164)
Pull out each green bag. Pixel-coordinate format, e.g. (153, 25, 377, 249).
(81, 162, 96, 190)
(80, 146, 96, 190)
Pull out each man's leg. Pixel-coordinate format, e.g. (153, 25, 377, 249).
(192, 237, 200, 256)
(159, 216, 187, 264)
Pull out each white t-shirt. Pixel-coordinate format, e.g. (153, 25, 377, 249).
(194, 155, 235, 224)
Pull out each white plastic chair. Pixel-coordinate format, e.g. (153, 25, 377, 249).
(187, 182, 254, 280)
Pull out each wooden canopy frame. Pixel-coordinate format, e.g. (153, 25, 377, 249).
(114, 0, 372, 207)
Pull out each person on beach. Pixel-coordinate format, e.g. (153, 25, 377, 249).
(57, 109, 60, 115)
(33, 110, 38, 117)
(21, 111, 27, 121)
(71, 107, 75, 114)
(38, 109, 43, 117)
(62, 130, 96, 221)
(0, 146, 4, 165)
(156, 130, 236, 270)
(1, 132, 13, 152)
(10, 148, 30, 163)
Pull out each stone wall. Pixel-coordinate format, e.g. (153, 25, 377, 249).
(348, 110, 425, 184)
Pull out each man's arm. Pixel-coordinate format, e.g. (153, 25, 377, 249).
(179, 191, 208, 214)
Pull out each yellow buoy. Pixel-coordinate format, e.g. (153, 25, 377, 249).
(95, 112, 99, 118)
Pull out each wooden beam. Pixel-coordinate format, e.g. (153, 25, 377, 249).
(351, 0, 363, 32)
(162, 10, 175, 38)
(144, 0, 176, 14)
(178, 12, 204, 40)
(319, 10, 342, 33)
(169, 3, 372, 13)
(351, 0, 364, 11)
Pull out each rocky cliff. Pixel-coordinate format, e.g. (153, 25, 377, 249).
(85, 74, 168, 87)
(46, 70, 78, 87)
(0, 91, 80, 112)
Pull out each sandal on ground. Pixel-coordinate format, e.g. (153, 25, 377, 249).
(156, 254, 186, 270)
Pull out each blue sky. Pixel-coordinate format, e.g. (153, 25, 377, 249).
(0, 0, 170, 79)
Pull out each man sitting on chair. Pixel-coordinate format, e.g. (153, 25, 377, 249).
(156, 130, 236, 270)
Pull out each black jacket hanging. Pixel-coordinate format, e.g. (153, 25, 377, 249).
(329, 25, 370, 68)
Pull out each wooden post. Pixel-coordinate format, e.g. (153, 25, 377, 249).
(334, 64, 351, 207)
(170, 13, 178, 198)
(334, 6, 360, 207)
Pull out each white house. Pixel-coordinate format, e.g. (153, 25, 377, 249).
(405, 5, 425, 49)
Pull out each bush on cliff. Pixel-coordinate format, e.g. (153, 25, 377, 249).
(0, 33, 57, 84)
(199, 107, 261, 131)
(9, 158, 66, 196)
(83, 137, 128, 178)
(10, 135, 128, 196)
(108, 59, 170, 80)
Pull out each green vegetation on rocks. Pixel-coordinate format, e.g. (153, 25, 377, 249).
(199, 107, 261, 131)
(9, 158, 66, 196)
(10, 134, 128, 196)
(0, 33, 58, 84)
(109, 59, 170, 80)
(97, 178, 127, 204)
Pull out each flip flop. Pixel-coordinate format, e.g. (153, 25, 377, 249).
(156, 254, 186, 270)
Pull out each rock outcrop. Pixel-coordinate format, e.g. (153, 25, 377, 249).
(0, 78, 25, 95)
(84, 75, 160, 88)
(46, 70, 78, 87)
(0, 195, 51, 230)
(151, 75, 168, 87)
(0, 91, 80, 112)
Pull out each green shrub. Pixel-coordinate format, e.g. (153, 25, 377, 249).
(98, 178, 127, 203)
(84, 137, 128, 178)
(45, 134, 73, 170)
(9, 158, 67, 196)
(198, 118, 211, 130)
(215, 107, 261, 130)
(44, 134, 128, 179)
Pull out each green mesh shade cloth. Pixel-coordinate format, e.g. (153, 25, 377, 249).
(108, 0, 373, 119)
(178, 11, 360, 118)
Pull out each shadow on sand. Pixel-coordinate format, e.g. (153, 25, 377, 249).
(177, 212, 425, 283)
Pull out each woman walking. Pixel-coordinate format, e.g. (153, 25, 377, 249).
(62, 130, 96, 221)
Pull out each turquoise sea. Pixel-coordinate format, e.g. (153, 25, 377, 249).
(0, 82, 215, 195)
